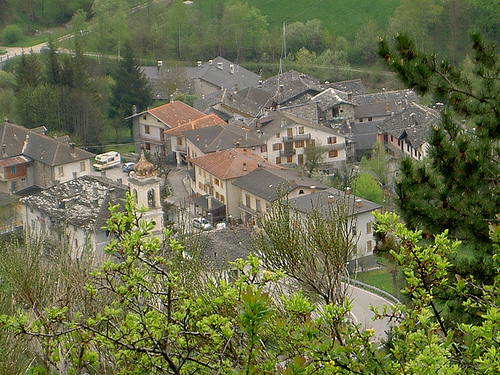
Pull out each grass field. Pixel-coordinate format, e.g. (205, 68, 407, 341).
(247, 0, 400, 38)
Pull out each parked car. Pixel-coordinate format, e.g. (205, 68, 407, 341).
(122, 162, 135, 172)
(193, 217, 212, 231)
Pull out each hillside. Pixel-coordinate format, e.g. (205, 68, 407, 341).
(247, 0, 400, 38)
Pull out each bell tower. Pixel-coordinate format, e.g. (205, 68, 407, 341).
(127, 149, 164, 236)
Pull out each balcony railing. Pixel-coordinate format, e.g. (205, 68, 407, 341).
(282, 133, 311, 142)
(279, 149, 296, 157)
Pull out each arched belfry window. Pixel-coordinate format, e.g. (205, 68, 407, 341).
(147, 189, 155, 207)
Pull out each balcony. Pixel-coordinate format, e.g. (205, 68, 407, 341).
(238, 201, 260, 215)
(282, 133, 311, 142)
(279, 149, 296, 157)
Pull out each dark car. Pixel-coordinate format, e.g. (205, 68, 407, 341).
(122, 162, 135, 172)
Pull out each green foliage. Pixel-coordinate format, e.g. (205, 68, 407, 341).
(109, 41, 152, 120)
(352, 172, 384, 205)
(1, 24, 23, 45)
(2, 197, 500, 374)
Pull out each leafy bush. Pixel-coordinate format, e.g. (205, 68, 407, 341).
(1, 25, 23, 45)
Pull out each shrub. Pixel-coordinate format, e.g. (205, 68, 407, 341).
(1, 25, 23, 45)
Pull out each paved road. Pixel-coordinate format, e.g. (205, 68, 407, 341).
(348, 284, 396, 342)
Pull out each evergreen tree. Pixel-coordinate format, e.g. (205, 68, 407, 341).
(44, 39, 61, 85)
(108, 41, 152, 120)
(378, 33, 500, 279)
(14, 51, 41, 89)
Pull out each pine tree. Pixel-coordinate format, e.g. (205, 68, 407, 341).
(15, 51, 41, 89)
(378, 33, 500, 279)
(108, 41, 152, 120)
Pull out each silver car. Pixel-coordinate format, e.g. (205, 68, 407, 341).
(193, 217, 212, 231)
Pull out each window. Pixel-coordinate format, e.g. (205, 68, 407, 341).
(273, 143, 282, 151)
(177, 137, 183, 145)
(298, 154, 304, 165)
(256, 199, 262, 212)
(220, 195, 225, 203)
(145, 142, 151, 150)
(391, 135, 394, 142)
(367, 240, 373, 253)
(198, 182, 203, 190)
(287, 155, 293, 163)
(80, 161, 86, 171)
(220, 181, 224, 188)
(245, 194, 251, 207)
(328, 150, 338, 158)
(359, 118, 364, 122)
(276, 157, 282, 164)
(10, 166, 16, 174)
(295, 140, 304, 148)
(368, 117, 373, 121)
(276, 133, 280, 138)
(215, 178, 220, 186)
(287, 128, 293, 137)
(58, 166, 64, 177)
(327, 136, 337, 144)
(215, 192, 220, 200)
(307, 139, 316, 147)
(298, 126, 304, 134)
(147, 189, 155, 207)
(145, 125, 150, 134)
(143, 115, 147, 120)
(11, 181, 16, 193)
(260, 145, 267, 152)
(366, 222, 372, 234)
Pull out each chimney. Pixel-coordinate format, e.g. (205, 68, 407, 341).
(229, 64, 234, 74)
(169, 94, 174, 103)
(2, 144, 6, 157)
(328, 194, 335, 203)
(196, 134, 200, 141)
(346, 187, 351, 195)
(132, 105, 137, 115)
(310, 185, 316, 193)
(348, 92, 353, 100)
(208, 59, 213, 65)
(197, 60, 202, 67)
(243, 162, 247, 171)
(117, 178, 122, 185)
(69, 142, 75, 156)
(355, 199, 362, 208)
(157, 60, 163, 70)
(217, 61, 223, 70)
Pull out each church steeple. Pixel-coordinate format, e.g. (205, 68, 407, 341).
(128, 148, 163, 236)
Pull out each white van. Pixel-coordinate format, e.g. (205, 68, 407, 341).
(93, 151, 121, 171)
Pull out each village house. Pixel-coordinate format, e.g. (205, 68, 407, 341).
(164, 113, 227, 166)
(193, 86, 274, 126)
(288, 188, 382, 259)
(252, 110, 349, 171)
(376, 102, 440, 160)
(185, 56, 261, 97)
(20, 152, 164, 260)
(0, 122, 94, 194)
(128, 100, 206, 160)
(232, 167, 328, 226)
(183, 122, 266, 162)
(21, 175, 128, 260)
(188, 148, 283, 222)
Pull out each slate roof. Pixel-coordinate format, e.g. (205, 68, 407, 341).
(194, 87, 274, 123)
(377, 102, 441, 148)
(353, 89, 418, 107)
(20, 175, 127, 231)
(289, 187, 382, 217)
(261, 70, 323, 105)
(190, 148, 283, 180)
(354, 101, 402, 119)
(0, 122, 94, 166)
(200, 225, 253, 268)
(325, 79, 367, 95)
(184, 123, 265, 153)
(164, 114, 227, 136)
(185, 57, 261, 92)
(127, 101, 206, 128)
(351, 120, 385, 151)
(253, 110, 343, 140)
(312, 88, 356, 111)
(232, 168, 328, 202)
